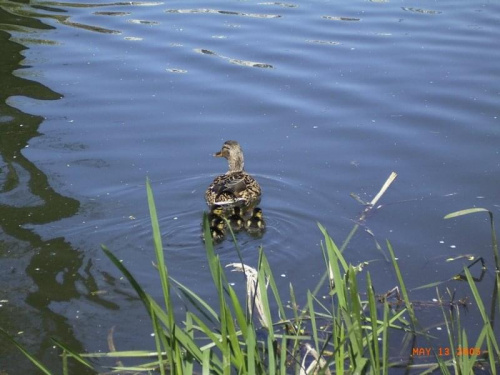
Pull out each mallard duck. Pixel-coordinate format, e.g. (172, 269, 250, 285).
(210, 217, 226, 242)
(246, 207, 265, 232)
(207, 204, 224, 226)
(205, 140, 262, 207)
(228, 206, 244, 231)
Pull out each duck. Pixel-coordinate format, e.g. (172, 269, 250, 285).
(207, 204, 224, 226)
(210, 217, 226, 242)
(228, 206, 244, 231)
(205, 140, 262, 207)
(246, 207, 265, 232)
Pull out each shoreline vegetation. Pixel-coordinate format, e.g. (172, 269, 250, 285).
(1, 174, 499, 374)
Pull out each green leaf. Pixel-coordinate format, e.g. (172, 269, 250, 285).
(51, 338, 94, 369)
(444, 208, 489, 219)
(0, 328, 54, 375)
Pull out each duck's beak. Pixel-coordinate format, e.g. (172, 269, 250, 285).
(214, 150, 223, 157)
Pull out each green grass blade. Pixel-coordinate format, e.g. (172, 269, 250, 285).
(147, 296, 205, 364)
(246, 323, 256, 374)
(146, 179, 175, 324)
(260, 253, 288, 322)
(437, 289, 457, 374)
(318, 223, 349, 271)
(62, 350, 68, 375)
(279, 334, 287, 374)
(183, 313, 194, 374)
(443, 208, 489, 219)
(170, 277, 220, 324)
(150, 301, 167, 375)
(267, 333, 276, 375)
(320, 226, 347, 309)
(227, 284, 248, 339)
(386, 240, 417, 328)
(382, 299, 389, 375)
(189, 313, 224, 351)
(202, 349, 211, 375)
(257, 249, 273, 334)
(445, 208, 499, 271)
(82, 350, 164, 358)
(307, 290, 319, 354)
(0, 328, 54, 375)
(223, 302, 245, 369)
(464, 267, 500, 366)
(366, 272, 380, 373)
(50, 337, 94, 369)
(101, 244, 151, 314)
(412, 279, 451, 291)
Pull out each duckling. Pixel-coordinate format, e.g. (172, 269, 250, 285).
(228, 206, 244, 231)
(210, 217, 226, 242)
(207, 204, 224, 226)
(205, 141, 262, 207)
(246, 207, 266, 232)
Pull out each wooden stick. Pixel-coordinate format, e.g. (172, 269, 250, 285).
(340, 171, 398, 253)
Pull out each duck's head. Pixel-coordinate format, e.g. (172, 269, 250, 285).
(214, 140, 244, 173)
(213, 218, 226, 231)
(210, 204, 224, 216)
(252, 207, 263, 219)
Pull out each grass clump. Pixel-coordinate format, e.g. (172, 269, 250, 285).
(1, 179, 499, 374)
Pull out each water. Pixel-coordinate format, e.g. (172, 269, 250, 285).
(1, 0, 499, 372)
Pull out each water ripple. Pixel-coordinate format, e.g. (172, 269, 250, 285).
(306, 39, 340, 46)
(94, 11, 130, 16)
(194, 48, 274, 69)
(401, 7, 442, 15)
(258, 2, 297, 8)
(128, 19, 160, 25)
(166, 8, 281, 19)
(166, 68, 188, 73)
(322, 15, 361, 21)
(41, 1, 164, 8)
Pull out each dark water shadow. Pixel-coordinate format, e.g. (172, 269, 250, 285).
(0, 2, 117, 373)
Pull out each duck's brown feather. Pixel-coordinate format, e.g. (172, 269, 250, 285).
(205, 171, 261, 206)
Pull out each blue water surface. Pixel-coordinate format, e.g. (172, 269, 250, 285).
(1, 0, 499, 372)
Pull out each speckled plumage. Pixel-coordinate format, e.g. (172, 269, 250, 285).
(246, 207, 266, 232)
(228, 207, 244, 231)
(210, 217, 226, 242)
(205, 141, 261, 207)
(207, 204, 224, 226)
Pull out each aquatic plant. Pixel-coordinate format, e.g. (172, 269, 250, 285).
(1, 178, 499, 374)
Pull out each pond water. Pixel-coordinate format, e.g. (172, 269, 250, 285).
(1, 0, 499, 372)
